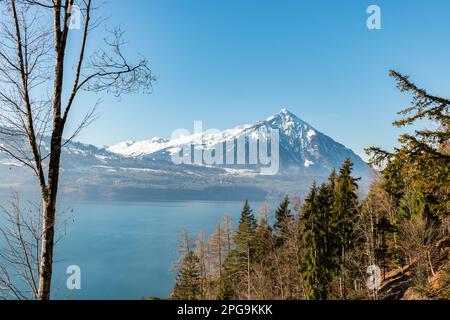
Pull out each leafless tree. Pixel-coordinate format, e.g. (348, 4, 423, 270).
(0, 194, 74, 300)
(0, 0, 155, 300)
(0, 195, 41, 300)
(398, 214, 439, 297)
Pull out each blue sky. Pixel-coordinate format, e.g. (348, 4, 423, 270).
(66, 0, 450, 158)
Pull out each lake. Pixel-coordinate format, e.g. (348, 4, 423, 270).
(50, 200, 250, 300)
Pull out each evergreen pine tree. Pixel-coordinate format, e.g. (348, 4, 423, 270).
(301, 183, 335, 299)
(222, 200, 257, 299)
(366, 70, 449, 221)
(217, 271, 233, 300)
(333, 159, 359, 299)
(233, 200, 257, 257)
(253, 205, 274, 263)
(172, 251, 202, 300)
(274, 195, 293, 246)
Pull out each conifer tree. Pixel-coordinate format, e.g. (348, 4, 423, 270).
(233, 200, 257, 256)
(367, 70, 449, 221)
(328, 169, 338, 193)
(222, 200, 257, 299)
(301, 183, 335, 299)
(172, 251, 202, 300)
(217, 272, 234, 300)
(252, 204, 277, 299)
(274, 196, 293, 246)
(253, 204, 274, 263)
(333, 159, 359, 299)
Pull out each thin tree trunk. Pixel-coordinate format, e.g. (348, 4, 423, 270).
(37, 198, 56, 300)
(427, 250, 435, 277)
(37, 132, 62, 300)
(341, 246, 346, 299)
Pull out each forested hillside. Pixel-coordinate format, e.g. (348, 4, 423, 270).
(169, 71, 450, 300)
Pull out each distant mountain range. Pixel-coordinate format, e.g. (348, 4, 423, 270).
(0, 109, 372, 201)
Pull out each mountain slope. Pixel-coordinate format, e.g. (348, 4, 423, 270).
(108, 108, 370, 176)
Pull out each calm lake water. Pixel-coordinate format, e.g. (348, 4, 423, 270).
(51, 201, 249, 300)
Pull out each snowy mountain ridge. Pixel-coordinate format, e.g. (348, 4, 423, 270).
(107, 108, 369, 174)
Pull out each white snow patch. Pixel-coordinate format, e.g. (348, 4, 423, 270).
(307, 129, 316, 142)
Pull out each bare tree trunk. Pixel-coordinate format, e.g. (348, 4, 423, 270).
(427, 250, 435, 277)
(38, 147, 62, 300)
(340, 247, 346, 299)
(37, 198, 56, 300)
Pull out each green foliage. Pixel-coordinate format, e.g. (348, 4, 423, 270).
(172, 251, 202, 300)
(300, 160, 359, 299)
(217, 269, 234, 300)
(367, 70, 450, 221)
(274, 196, 293, 246)
(398, 187, 427, 220)
(170, 70, 449, 300)
(253, 214, 274, 263)
(301, 182, 337, 300)
(234, 200, 257, 251)
(333, 159, 359, 256)
(221, 200, 257, 298)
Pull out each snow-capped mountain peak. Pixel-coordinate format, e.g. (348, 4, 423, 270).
(107, 109, 369, 175)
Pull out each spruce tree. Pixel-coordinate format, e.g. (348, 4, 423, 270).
(217, 271, 233, 300)
(326, 168, 339, 263)
(222, 200, 257, 299)
(333, 159, 359, 299)
(301, 183, 335, 299)
(233, 200, 257, 253)
(274, 195, 293, 246)
(172, 251, 202, 300)
(253, 206, 274, 263)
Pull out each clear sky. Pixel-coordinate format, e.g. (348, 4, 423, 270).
(66, 0, 450, 158)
